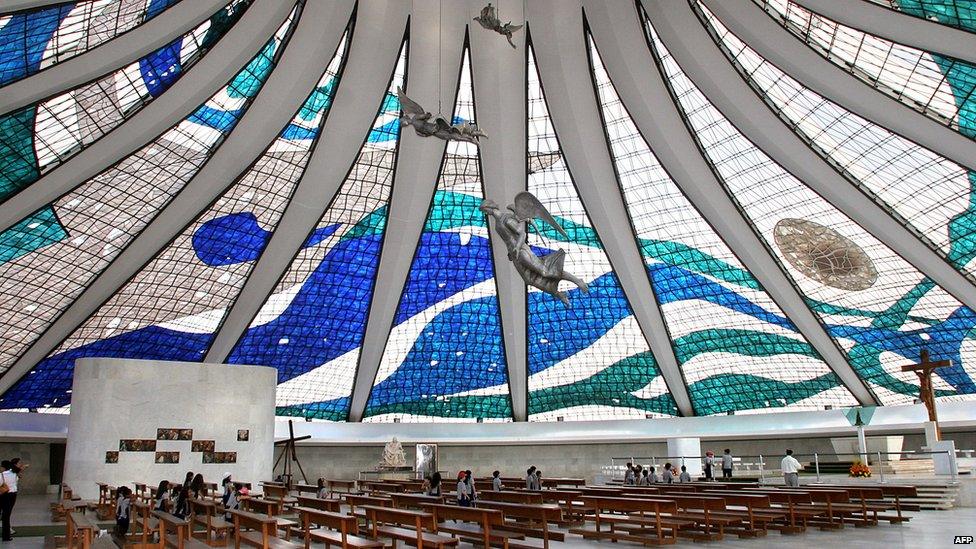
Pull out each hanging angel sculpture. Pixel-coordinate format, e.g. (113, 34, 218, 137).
(473, 3, 523, 49)
(480, 192, 589, 305)
(397, 87, 487, 144)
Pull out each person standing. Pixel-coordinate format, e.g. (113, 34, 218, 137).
(678, 466, 692, 483)
(623, 463, 636, 485)
(525, 466, 537, 489)
(703, 452, 715, 481)
(661, 463, 674, 484)
(648, 466, 659, 484)
(427, 472, 443, 497)
(492, 471, 503, 491)
(456, 471, 472, 507)
(0, 461, 16, 541)
(781, 449, 802, 488)
(721, 449, 734, 479)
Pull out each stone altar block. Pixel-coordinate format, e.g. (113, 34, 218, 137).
(65, 358, 276, 499)
(830, 435, 904, 461)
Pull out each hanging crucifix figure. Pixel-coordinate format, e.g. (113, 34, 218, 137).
(901, 349, 952, 441)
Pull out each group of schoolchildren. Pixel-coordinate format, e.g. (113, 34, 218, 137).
(418, 469, 511, 507)
(115, 471, 246, 541)
(623, 462, 691, 485)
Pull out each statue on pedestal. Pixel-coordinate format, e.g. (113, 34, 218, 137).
(480, 192, 589, 305)
(379, 437, 407, 469)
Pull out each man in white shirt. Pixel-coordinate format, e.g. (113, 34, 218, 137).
(0, 459, 21, 541)
(781, 449, 802, 487)
(721, 449, 734, 479)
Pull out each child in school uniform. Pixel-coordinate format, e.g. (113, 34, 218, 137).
(678, 466, 692, 483)
(492, 471, 503, 491)
(115, 486, 133, 541)
(662, 463, 674, 484)
(648, 466, 659, 484)
(456, 471, 472, 507)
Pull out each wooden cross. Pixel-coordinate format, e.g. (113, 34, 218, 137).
(272, 420, 311, 487)
(901, 349, 951, 441)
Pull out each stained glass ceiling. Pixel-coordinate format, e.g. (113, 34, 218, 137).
(0, 0, 974, 422)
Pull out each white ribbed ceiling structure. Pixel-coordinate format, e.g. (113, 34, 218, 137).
(1, 0, 976, 423)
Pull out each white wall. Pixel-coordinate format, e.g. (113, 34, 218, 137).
(64, 358, 275, 499)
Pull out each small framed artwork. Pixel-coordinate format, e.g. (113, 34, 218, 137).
(191, 440, 215, 453)
(119, 439, 156, 452)
(203, 452, 237, 464)
(156, 428, 192, 440)
(105, 451, 119, 464)
(237, 430, 249, 442)
(155, 451, 180, 464)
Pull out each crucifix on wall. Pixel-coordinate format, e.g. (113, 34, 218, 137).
(901, 349, 951, 441)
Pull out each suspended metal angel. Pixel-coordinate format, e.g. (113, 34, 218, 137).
(473, 3, 523, 49)
(397, 87, 487, 144)
(480, 192, 589, 305)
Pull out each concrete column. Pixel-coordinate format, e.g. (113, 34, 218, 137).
(666, 437, 702, 476)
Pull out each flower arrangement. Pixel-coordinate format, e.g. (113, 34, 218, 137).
(849, 460, 872, 478)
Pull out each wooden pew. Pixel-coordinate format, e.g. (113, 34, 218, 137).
(751, 488, 855, 530)
(534, 490, 584, 524)
(688, 490, 784, 537)
(131, 500, 159, 546)
(189, 498, 232, 543)
(262, 484, 298, 509)
(391, 493, 445, 510)
(346, 495, 392, 522)
(361, 505, 458, 549)
(324, 479, 358, 498)
(731, 489, 815, 534)
(877, 485, 917, 523)
(475, 501, 566, 547)
(66, 511, 98, 549)
(478, 490, 543, 504)
(539, 478, 585, 489)
(155, 511, 210, 549)
(362, 481, 403, 494)
(228, 509, 301, 549)
(294, 495, 341, 512)
(619, 491, 738, 541)
(421, 503, 526, 548)
(242, 498, 298, 540)
(571, 496, 692, 545)
(810, 484, 899, 524)
(293, 506, 384, 549)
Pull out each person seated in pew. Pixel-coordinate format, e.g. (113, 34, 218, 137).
(648, 466, 659, 484)
(172, 485, 189, 519)
(624, 462, 635, 485)
(427, 472, 443, 497)
(316, 478, 328, 499)
(678, 466, 691, 483)
(114, 486, 133, 542)
(457, 471, 472, 507)
(526, 466, 537, 489)
(492, 471, 503, 492)
(224, 483, 242, 521)
(190, 473, 206, 500)
(154, 480, 171, 512)
(662, 463, 674, 484)
(221, 473, 234, 506)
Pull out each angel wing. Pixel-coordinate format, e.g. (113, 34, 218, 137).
(503, 22, 523, 32)
(511, 191, 568, 238)
(435, 116, 453, 131)
(396, 87, 427, 117)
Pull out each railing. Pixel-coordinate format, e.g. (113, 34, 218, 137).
(606, 449, 957, 484)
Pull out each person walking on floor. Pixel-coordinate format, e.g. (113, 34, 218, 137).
(722, 449, 734, 479)
(781, 449, 802, 487)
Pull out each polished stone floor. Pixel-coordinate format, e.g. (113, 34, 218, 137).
(4, 494, 973, 547)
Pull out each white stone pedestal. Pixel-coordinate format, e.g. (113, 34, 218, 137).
(65, 358, 277, 500)
(829, 435, 904, 461)
(667, 437, 702, 476)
